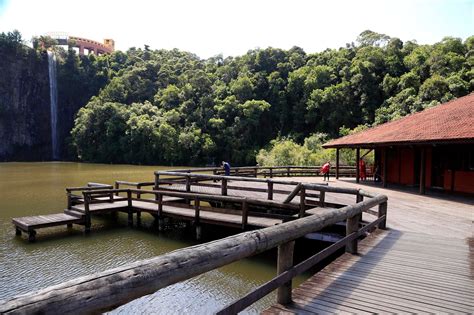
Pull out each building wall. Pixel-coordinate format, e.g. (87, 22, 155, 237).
(382, 144, 473, 194)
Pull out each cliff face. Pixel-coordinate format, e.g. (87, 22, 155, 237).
(0, 45, 52, 161)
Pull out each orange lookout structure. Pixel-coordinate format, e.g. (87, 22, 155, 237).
(45, 33, 115, 55)
(68, 36, 115, 55)
(323, 93, 474, 195)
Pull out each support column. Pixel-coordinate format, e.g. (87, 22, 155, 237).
(346, 214, 360, 254)
(336, 148, 340, 179)
(382, 148, 387, 188)
(420, 147, 426, 194)
(277, 241, 295, 304)
(356, 148, 360, 183)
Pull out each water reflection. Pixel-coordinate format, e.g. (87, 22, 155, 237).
(0, 162, 313, 313)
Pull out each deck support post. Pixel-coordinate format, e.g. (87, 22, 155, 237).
(221, 178, 228, 196)
(276, 240, 295, 305)
(127, 190, 133, 227)
(419, 148, 426, 195)
(155, 174, 160, 189)
(267, 182, 273, 200)
(269, 168, 273, 178)
(67, 223, 73, 229)
(320, 191, 326, 207)
(336, 148, 340, 179)
(136, 212, 141, 227)
(241, 200, 248, 229)
(84, 194, 91, 234)
(378, 201, 387, 229)
(28, 230, 36, 242)
(287, 167, 290, 177)
(195, 225, 202, 240)
(195, 197, 201, 240)
(356, 148, 360, 183)
(382, 148, 388, 188)
(346, 214, 360, 254)
(15, 227, 21, 236)
(299, 187, 306, 218)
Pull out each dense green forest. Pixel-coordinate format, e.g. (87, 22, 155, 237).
(4, 30, 474, 165)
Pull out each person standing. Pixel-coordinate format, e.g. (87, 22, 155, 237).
(359, 158, 366, 181)
(320, 161, 331, 181)
(222, 161, 231, 176)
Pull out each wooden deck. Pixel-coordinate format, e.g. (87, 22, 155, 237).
(265, 229, 474, 314)
(71, 199, 282, 228)
(263, 177, 473, 314)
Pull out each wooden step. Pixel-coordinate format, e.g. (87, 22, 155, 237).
(64, 209, 86, 219)
(12, 213, 84, 242)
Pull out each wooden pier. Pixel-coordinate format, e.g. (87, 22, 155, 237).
(5, 166, 472, 314)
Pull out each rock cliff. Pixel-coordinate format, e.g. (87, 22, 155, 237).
(0, 45, 52, 161)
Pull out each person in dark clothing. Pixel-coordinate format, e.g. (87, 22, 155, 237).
(222, 161, 231, 176)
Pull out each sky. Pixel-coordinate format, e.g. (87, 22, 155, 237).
(0, 0, 473, 58)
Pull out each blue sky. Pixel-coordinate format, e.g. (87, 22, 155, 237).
(0, 0, 472, 58)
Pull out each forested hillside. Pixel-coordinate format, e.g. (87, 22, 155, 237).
(4, 30, 473, 165)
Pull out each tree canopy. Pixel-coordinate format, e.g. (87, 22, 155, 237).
(7, 30, 471, 166)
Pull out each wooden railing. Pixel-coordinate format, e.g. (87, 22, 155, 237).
(159, 165, 358, 178)
(0, 186, 387, 314)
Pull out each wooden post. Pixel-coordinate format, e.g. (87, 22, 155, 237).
(127, 190, 133, 227)
(114, 182, 119, 196)
(241, 200, 248, 229)
(254, 167, 258, 178)
(221, 178, 228, 196)
(267, 182, 274, 200)
(28, 230, 36, 242)
(269, 167, 273, 178)
(356, 148, 360, 183)
(154, 174, 160, 190)
(67, 193, 72, 210)
(320, 191, 325, 207)
(195, 197, 201, 240)
(420, 148, 426, 195)
(287, 167, 290, 177)
(84, 194, 91, 233)
(382, 147, 388, 188)
(213, 169, 217, 183)
(378, 201, 387, 229)
(186, 175, 191, 192)
(137, 184, 141, 199)
(15, 227, 21, 236)
(157, 193, 163, 217)
(276, 241, 295, 304)
(299, 186, 306, 218)
(336, 148, 340, 179)
(346, 214, 360, 254)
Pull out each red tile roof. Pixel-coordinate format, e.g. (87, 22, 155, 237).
(323, 93, 474, 148)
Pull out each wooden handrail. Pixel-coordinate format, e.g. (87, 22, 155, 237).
(0, 194, 387, 314)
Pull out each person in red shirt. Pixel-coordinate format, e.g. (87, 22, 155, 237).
(320, 161, 331, 181)
(359, 158, 366, 181)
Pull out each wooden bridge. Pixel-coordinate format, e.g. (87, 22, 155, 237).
(5, 166, 472, 314)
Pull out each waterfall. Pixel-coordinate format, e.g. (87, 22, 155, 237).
(47, 50, 59, 160)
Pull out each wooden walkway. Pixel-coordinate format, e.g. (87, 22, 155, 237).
(71, 199, 282, 228)
(265, 229, 474, 314)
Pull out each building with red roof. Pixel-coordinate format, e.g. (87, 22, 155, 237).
(323, 93, 474, 194)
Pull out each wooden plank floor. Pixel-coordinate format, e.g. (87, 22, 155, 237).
(12, 213, 83, 231)
(71, 200, 282, 228)
(264, 229, 474, 314)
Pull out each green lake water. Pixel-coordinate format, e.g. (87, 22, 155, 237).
(0, 162, 311, 314)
